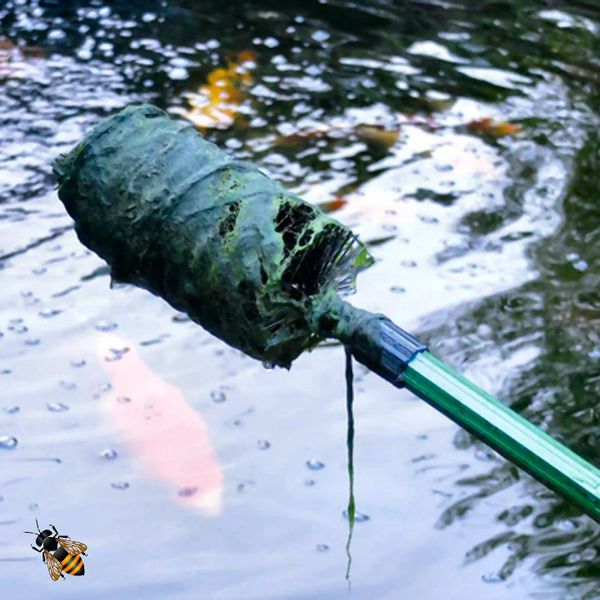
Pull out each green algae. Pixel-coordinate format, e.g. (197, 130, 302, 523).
(53, 104, 373, 367)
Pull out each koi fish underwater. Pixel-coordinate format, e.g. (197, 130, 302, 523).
(53, 104, 600, 523)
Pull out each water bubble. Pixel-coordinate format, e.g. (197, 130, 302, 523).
(237, 480, 255, 493)
(304, 479, 316, 487)
(316, 544, 330, 552)
(390, 285, 406, 294)
(47, 402, 69, 413)
(178, 486, 198, 498)
(32, 267, 47, 276)
(29, 503, 39, 511)
(111, 481, 130, 490)
(24, 338, 40, 346)
(4, 406, 19, 415)
(116, 396, 131, 404)
(581, 548, 597, 561)
(257, 440, 271, 450)
(343, 510, 369, 522)
(8, 324, 28, 334)
(210, 390, 226, 403)
(99, 448, 118, 460)
(306, 459, 325, 471)
(262, 361, 276, 370)
(172, 313, 191, 323)
(104, 346, 130, 362)
(567, 552, 581, 564)
(312, 30, 330, 43)
(0, 369, 11, 375)
(0, 436, 18, 450)
(59, 380, 77, 391)
(71, 359, 86, 368)
(39, 308, 62, 319)
(482, 572, 503, 583)
(167, 67, 189, 80)
(95, 320, 118, 332)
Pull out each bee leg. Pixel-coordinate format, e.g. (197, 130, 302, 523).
(31, 544, 42, 553)
(58, 534, 70, 539)
(50, 524, 59, 535)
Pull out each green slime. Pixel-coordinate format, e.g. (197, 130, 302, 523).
(53, 104, 372, 367)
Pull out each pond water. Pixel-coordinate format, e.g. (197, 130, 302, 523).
(0, 1, 599, 598)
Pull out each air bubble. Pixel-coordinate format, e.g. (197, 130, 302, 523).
(210, 390, 226, 403)
(0, 436, 18, 450)
(111, 481, 130, 490)
(95, 320, 118, 332)
(47, 402, 69, 413)
(343, 510, 369, 522)
(100, 448, 118, 460)
(257, 440, 271, 450)
(306, 459, 325, 471)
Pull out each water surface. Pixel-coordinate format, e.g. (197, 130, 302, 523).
(0, 1, 599, 598)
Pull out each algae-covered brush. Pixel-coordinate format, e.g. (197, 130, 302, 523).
(53, 105, 600, 523)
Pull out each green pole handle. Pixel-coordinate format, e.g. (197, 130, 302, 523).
(316, 297, 600, 522)
(404, 352, 600, 523)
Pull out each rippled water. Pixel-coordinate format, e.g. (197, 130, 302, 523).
(1, 2, 599, 599)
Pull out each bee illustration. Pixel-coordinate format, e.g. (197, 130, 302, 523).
(25, 519, 87, 581)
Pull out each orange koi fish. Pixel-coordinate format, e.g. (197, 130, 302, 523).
(97, 333, 223, 516)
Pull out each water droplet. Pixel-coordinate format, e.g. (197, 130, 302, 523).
(0, 369, 11, 375)
(390, 286, 405, 294)
(104, 346, 130, 362)
(116, 396, 131, 404)
(567, 552, 581, 564)
(257, 440, 271, 450)
(210, 390, 226, 403)
(172, 313, 191, 323)
(95, 320, 118, 332)
(4, 406, 19, 415)
(71, 359, 86, 368)
(306, 459, 325, 471)
(24, 338, 40, 346)
(582, 548, 597, 561)
(111, 481, 130, 490)
(237, 480, 255, 493)
(32, 267, 47, 276)
(316, 544, 329, 552)
(312, 30, 330, 43)
(8, 324, 28, 334)
(47, 402, 69, 413)
(59, 380, 77, 391)
(178, 486, 198, 498)
(262, 361, 276, 370)
(304, 479, 316, 487)
(39, 308, 62, 319)
(482, 572, 503, 583)
(0, 436, 18, 450)
(475, 448, 495, 462)
(343, 510, 369, 523)
(29, 503, 39, 511)
(99, 448, 118, 460)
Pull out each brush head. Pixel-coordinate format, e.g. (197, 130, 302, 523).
(53, 104, 372, 367)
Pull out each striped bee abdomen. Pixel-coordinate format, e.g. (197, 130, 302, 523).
(55, 547, 85, 576)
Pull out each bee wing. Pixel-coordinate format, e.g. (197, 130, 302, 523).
(44, 551, 63, 581)
(58, 538, 87, 555)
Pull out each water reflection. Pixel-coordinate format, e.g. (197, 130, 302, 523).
(0, 0, 599, 597)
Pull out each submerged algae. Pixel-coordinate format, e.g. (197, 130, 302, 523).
(53, 104, 372, 367)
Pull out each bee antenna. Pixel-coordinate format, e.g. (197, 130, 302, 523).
(35, 517, 40, 533)
(24, 531, 38, 535)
